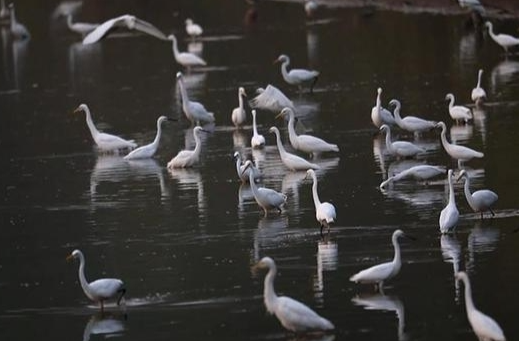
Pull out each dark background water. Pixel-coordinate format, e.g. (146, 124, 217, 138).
(1, 1, 519, 340)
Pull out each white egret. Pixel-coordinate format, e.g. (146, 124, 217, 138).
(123, 116, 174, 160)
(168, 34, 207, 70)
(269, 126, 320, 171)
(439, 169, 459, 234)
(254, 257, 335, 332)
(350, 229, 414, 291)
(8, 3, 30, 40)
(243, 160, 286, 215)
(67, 249, 126, 312)
(67, 15, 99, 36)
(0, 0, 10, 22)
(234, 151, 261, 183)
(82, 14, 168, 45)
(380, 124, 425, 158)
(277, 107, 339, 157)
(304, 0, 319, 17)
(471, 69, 486, 106)
(167, 126, 206, 169)
(249, 84, 294, 113)
(185, 18, 203, 40)
(457, 169, 498, 219)
(446, 93, 472, 123)
(251, 110, 265, 148)
(379, 165, 446, 189)
(231, 87, 247, 128)
(389, 99, 436, 134)
(176, 72, 215, 125)
(274, 54, 319, 93)
(371, 88, 395, 128)
(485, 21, 519, 54)
(74, 104, 137, 152)
(436, 121, 483, 164)
(306, 169, 336, 237)
(456, 271, 506, 341)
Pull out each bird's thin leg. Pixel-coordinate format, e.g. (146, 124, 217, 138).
(480, 212, 484, 220)
(117, 288, 126, 306)
(320, 224, 324, 238)
(310, 75, 318, 94)
(277, 207, 282, 214)
(263, 208, 268, 217)
(100, 300, 104, 313)
(490, 207, 496, 217)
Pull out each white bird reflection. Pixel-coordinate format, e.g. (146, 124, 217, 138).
(490, 59, 519, 96)
(373, 134, 390, 179)
(252, 215, 288, 263)
(472, 107, 487, 146)
(313, 239, 338, 303)
(233, 129, 248, 149)
(450, 123, 474, 144)
(466, 221, 500, 273)
(0, 26, 29, 93)
(352, 293, 409, 341)
(187, 41, 203, 55)
(440, 234, 461, 301)
(306, 28, 319, 68)
(168, 168, 207, 223)
(83, 313, 126, 341)
(68, 42, 102, 94)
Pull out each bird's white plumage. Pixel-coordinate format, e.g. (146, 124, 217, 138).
(9, 3, 30, 40)
(251, 110, 265, 148)
(168, 34, 207, 69)
(436, 121, 483, 162)
(371, 88, 396, 128)
(471, 69, 487, 106)
(269, 126, 320, 171)
(380, 124, 424, 158)
(275, 54, 319, 92)
(439, 169, 459, 234)
(457, 170, 498, 218)
(167, 126, 205, 168)
(379, 165, 446, 189)
(74, 104, 137, 152)
(249, 85, 294, 113)
(389, 99, 436, 134)
(124, 116, 171, 160)
(243, 160, 286, 215)
(231, 87, 247, 128)
(278, 107, 339, 156)
(485, 21, 519, 53)
(456, 272, 506, 341)
(67, 15, 99, 36)
(255, 257, 334, 332)
(307, 169, 336, 235)
(185, 18, 203, 39)
(446, 93, 472, 123)
(176, 72, 215, 125)
(234, 151, 260, 183)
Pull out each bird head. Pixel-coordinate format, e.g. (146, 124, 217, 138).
(269, 126, 279, 135)
(125, 15, 137, 29)
(66, 249, 81, 262)
(455, 169, 467, 182)
(73, 104, 88, 114)
(445, 93, 453, 101)
(252, 256, 275, 274)
(274, 54, 288, 64)
(388, 99, 400, 108)
(275, 107, 292, 120)
(176, 71, 183, 80)
(305, 169, 316, 180)
(233, 151, 240, 160)
(185, 18, 193, 25)
(434, 121, 446, 130)
(379, 124, 389, 133)
(239, 87, 247, 98)
(168, 34, 176, 42)
(394, 229, 416, 241)
(377, 87, 382, 95)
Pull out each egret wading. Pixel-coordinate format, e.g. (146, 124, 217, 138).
(167, 126, 207, 168)
(379, 165, 446, 189)
(456, 169, 498, 219)
(233, 151, 260, 183)
(380, 124, 425, 158)
(168, 34, 207, 70)
(274, 54, 319, 93)
(371, 87, 395, 129)
(484, 21, 519, 54)
(439, 169, 459, 234)
(471, 69, 487, 106)
(176, 72, 214, 125)
(242, 160, 286, 216)
(185, 18, 203, 40)
(231, 87, 247, 128)
(436, 121, 483, 166)
(389, 99, 436, 135)
(269, 126, 320, 171)
(306, 169, 336, 237)
(251, 110, 265, 148)
(124, 116, 175, 160)
(445, 93, 472, 123)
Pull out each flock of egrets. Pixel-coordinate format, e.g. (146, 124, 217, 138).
(4, 2, 517, 340)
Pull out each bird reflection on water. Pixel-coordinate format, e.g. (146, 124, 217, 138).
(82, 313, 126, 341)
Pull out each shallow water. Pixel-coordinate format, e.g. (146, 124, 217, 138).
(1, 1, 519, 341)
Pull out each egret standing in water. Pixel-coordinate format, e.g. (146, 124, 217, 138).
(124, 116, 175, 160)
(456, 169, 498, 219)
(389, 99, 436, 135)
(185, 18, 203, 40)
(176, 72, 215, 125)
(371, 88, 395, 128)
(445, 93, 472, 123)
(269, 126, 320, 171)
(439, 169, 459, 234)
(242, 160, 286, 216)
(251, 110, 265, 148)
(8, 3, 30, 40)
(274, 54, 319, 93)
(436, 121, 483, 166)
(167, 126, 206, 168)
(380, 124, 425, 158)
(253, 257, 335, 332)
(456, 271, 506, 341)
(306, 169, 336, 237)
(73, 104, 137, 152)
(168, 34, 207, 70)
(233, 151, 260, 183)
(231, 87, 247, 128)
(67, 249, 126, 312)
(484, 21, 519, 54)
(379, 165, 446, 189)
(471, 69, 487, 106)
(350, 229, 414, 292)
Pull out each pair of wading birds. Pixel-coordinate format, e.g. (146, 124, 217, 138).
(66, 229, 505, 340)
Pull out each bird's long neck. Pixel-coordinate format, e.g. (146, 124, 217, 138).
(151, 120, 163, 148)
(84, 107, 100, 138)
(392, 234, 401, 267)
(311, 173, 321, 209)
(10, 6, 16, 30)
(248, 168, 259, 196)
(486, 24, 496, 41)
(393, 103, 402, 123)
(235, 157, 242, 176)
(476, 71, 482, 88)
(77, 253, 92, 299)
(171, 37, 180, 58)
(376, 92, 382, 111)
(263, 265, 278, 314)
(177, 79, 189, 110)
(439, 125, 450, 151)
(193, 130, 202, 156)
(67, 15, 73, 29)
(238, 92, 244, 110)
(280, 59, 290, 80)
(273, 130, 287, 156)
(462, 176, 474, 208)
(448, 172, 456, 206)
(384, 128, 393, 152)
(448, 96, 454, 109)
(252, 112, 259, 135)
(287, 112, 298, 148)
(461, 276, 476, 312)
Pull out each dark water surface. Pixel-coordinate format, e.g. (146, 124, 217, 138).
(1, 1, 519, 340)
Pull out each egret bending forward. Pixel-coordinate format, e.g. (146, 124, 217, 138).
(254, 257, 334, 333)
(167, 126, 206, 168)
(380, 124, 425, 158)
(439, 169, 459, 234)
(277, 107, 339, 157)
(251, 110, 265, 148)
(456, 271, 506, 341)
(471, 69, 487, 106)
(233, 151, 260, 183)
(249, 84, 294, 113)
(270, 126, 320, 171)
(379, 165, 445, 189)
(436, 121, 483, 166)
(306, 169, 336, 237)
(350, 229, 414, 291)
(67, 249, 126, 312)
(243, 160, 286, 216)
(275, 54, 319, 93)
(168, 34, 207, 70)
(457, 170, 498, 219)
(176, 72, 215, 125)
(371, 88, 395, 128)
(74, 104, 137, 152)
(446, 93, 472, 123)
(124, 116, 174, 160)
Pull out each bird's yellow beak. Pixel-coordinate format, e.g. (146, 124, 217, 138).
(275, 112, 284, 119)
(73, 107, 81, 114)
(66, 254, 74, 261)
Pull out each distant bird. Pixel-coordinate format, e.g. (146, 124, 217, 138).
(185, 18, 202, 40)
(269, 126, 320, 171)
(371, 88, 395, 128)
(471, 69, 487, 107)
(254, 257, 335, 332)
(380, 124, 425, 158)
(82, 14, 168, 45)
(0, 0, 10, 22)
(67, 249, 126, 312)
(304, 0, 319, 17)
(251, 110, 265, 148)
(66, 15, 99, 36)
(277, 107, 339, 157)
(306, 169, 336, 237)
(168, 34, 207, 70)
(167, 126, 206, 169)
(439, 169, 459, 234)
(456, 271, 506, 341)
(446, 93, 472, 123)
(457, 169, 498, 219)
(234, 151, 260, 183)
(231, 87, 247, 128)
(436, 121, 483, 164)
(249, 84, 294, 113)
(243, 160, 286, 215)
(124, 116, 175, 160)
(176, 72, 215, 125)
(389, 99, 436, 135)
(8, 3, 30, 40)
(274, 54, 319, 93)
(485, 21, 519, 54)
(350, 229, 414, 291)
(379, 165, 446, 189)
(74, 104, 137, 152)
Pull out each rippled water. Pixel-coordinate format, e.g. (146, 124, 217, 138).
(2, 1, 519, 341)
